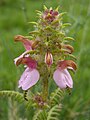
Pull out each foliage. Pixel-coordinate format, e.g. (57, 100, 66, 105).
(0, 91, 24, 103)
(0, 0, 90, 120)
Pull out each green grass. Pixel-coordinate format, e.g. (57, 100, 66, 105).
(0, 0, 90, 119)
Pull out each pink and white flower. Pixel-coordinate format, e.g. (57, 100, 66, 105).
(18, 67, 39, 90)
(53, 68, 73, 89)
(14, 54, 40, 90)
(53, 60, 77, 89)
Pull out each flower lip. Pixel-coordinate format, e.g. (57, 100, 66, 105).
(18, 67, 40, 90)
(53, 68, 73, 89)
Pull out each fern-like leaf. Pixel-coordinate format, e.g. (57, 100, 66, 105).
(50, 88, 64, 106)
(32, 109, 47, 120)
(47, 104, 62, 120)
(0, 91, 25, 103)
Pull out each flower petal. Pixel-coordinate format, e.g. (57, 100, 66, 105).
(18, 68, 40, 90)
(62, 69, 73, 88)
(18, 67, 30, 88)
(58, 60, 77, 71)
(14, 50, 37, 69)
(14, 51, 30, 66)
(53, 68, 73, 89)
(14, 35, 33, 50)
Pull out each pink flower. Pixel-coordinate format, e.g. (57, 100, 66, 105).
(53, 60, 77, 89)
(53, 68, 73, 89)
(15, 50, 76, 90)
(45, 52, 53, 67)
(14, 53, 40, 90)
(18, 67, 39, 90)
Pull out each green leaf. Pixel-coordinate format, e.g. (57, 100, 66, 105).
(50, 88, 64, 106)
(36, 10, 42, 14)
(43, 5, 48, 10)
(28, 22, 38, 25)
(33, 110, 47, 120)
(64, 53, 77, 60)
(0, 91, 24, 103)
(62, 23, 71, 28)
(55, 6, 60, 12)
(64, 37, 75, 41)
(47, 104, 62, 120)
(59, 12, 67, 17)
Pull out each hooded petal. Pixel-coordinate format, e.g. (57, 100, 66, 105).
(18, 67, 40, 90)
(14, 51, 37, 69)
(62, 69, 73, 88)
(14, 51, 29, 66)
(58, 60, 77, 71)
(53, 68, 73, 89)
(14, 35, 33, 50)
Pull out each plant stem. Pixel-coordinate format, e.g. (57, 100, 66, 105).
(42, 67, 50, 101)
(43, 77, 48, 101)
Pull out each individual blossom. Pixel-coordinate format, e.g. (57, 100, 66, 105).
(14, 53, 39, 90)
(53, 60, 77, 89)
(53, 68, 73, 89)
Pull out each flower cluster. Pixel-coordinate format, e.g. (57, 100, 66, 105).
(14, 7, 77, 93)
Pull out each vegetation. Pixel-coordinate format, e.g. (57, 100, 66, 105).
(0, 0, 90, 119)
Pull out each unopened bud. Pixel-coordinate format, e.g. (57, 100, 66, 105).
(45, 52, 53, 67)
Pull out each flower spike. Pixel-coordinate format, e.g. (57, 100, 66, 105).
(14, 6, 77, 102)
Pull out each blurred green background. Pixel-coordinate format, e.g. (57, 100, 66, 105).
(0, 0, 90, 120)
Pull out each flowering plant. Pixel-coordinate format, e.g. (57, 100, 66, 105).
(1, 6, 77, 119)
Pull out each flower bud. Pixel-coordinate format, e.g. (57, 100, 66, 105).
(45, 52, 53, 67)
(42, 9, 58, 23)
